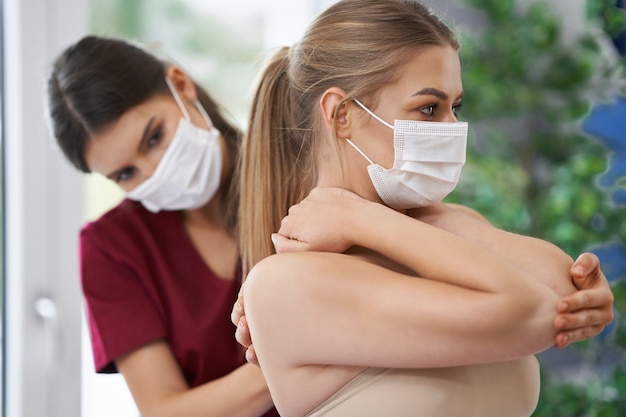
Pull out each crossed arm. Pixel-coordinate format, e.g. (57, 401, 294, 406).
(233, 187, 614, 364)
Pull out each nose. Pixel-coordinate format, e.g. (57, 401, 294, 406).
(135, 155, 160, 181)
(441, 110, 458, 123)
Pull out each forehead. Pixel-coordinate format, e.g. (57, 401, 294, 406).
(380, 45, 462, 99)
(84, 94, 173, 174)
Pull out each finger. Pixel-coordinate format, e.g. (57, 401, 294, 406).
(570, 253, 603, 291)
(235, 316, 253, 348)
(554, 308, 614, 331)
(554, 310, 600, 331)
(246, 344, 260, 366)
(555, 325, 604, 349)
(231, 296, 244, 326)
(571, 252, 600, 277)
(557, 288, 614, 313)
(272, 233, 310, 253)
(554, 332, 568, 349)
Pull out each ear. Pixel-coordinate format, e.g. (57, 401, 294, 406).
(319, 87, 351, 139)
(165, 66, 198, 102)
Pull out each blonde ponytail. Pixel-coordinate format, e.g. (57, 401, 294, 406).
(239, 48, 316, 276)
(239, 0, 460, 277)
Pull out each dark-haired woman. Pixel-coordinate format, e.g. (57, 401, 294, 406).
(47, 35, 277, 417)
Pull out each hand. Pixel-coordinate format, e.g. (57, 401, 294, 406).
(273, 187, 366, 254)
(553, 252, 615, 349)
(230, 289, 259, 366)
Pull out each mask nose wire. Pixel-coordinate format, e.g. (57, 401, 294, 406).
(165, 77, 191, 121)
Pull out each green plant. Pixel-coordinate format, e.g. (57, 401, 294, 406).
(446, 0, 626, 415)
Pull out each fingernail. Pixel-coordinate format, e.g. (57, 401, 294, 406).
(271, 233, 277, 246)
(572, 265, 584, 276)
(558, 301, 568, 312)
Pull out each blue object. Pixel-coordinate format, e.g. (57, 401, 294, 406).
(582, 95, 626, 202)
(583, 96, 626, 283)
(589, 239, 626, 284)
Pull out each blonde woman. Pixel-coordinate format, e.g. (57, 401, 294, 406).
(234, 1, 615, 416)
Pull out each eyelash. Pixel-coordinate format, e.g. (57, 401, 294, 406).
(147, 127, 163, 148)
(418, 102, 463, 118)
(116, 167, 135, 183)
(115, 126, 163, 183)
(419, 105, 435, 117)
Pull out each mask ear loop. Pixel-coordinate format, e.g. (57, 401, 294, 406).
(193, 99, 215, 131)
(165, 77, 191, 121)
(345, 139, 375, 165)
(346, 99, 392, 165)
(353, 99, 394, 129)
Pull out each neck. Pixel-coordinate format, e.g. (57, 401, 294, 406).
(316, 139, 378, 205)
(182, 190, 227, 230)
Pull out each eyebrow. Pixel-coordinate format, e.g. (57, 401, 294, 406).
(105, 116, 156, 180)
(413, 87, 447, 100)
(412, 88, 464, 101)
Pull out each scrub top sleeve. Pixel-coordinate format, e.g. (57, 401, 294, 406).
(80, 223, 166, 373)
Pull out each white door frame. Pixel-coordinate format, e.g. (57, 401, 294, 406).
(3, 0, 86, 416)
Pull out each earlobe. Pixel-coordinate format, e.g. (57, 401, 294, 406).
(165, 66, 198, 102)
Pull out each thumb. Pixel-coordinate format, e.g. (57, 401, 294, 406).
(571, 252, 599, 278)
(571, 252, 601, 289)
(271, 233, 309, 253)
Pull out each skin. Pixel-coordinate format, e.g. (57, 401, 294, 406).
(234, 46, 615, 417)
(83, 67, 274, 417)
(319, 46, 463, 203)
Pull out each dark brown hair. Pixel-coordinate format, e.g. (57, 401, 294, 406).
(47, 35, 240, 173)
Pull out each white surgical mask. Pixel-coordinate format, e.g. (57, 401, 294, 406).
(347, 99, 468, 209)
(126, 78, 222, 213)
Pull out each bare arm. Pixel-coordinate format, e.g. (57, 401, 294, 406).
(242, 249, 557, 415)
(275, 188, 574, 295)
(242, 188, 580, 415)
(272, 188, 614, 344)
(241, 188, 614, 362)
(116, 339, 274, 417)
(246, 211, 562, 371)
(411, 202, 575, 296)
(239, 188, 613, 416)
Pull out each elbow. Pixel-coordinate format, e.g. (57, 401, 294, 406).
(139, 403, 177, 417)
(503, 281, 560, 356)
(243, 256, 278, 338)
(536, 242, 577, 298)
(242, 254, 295, 363)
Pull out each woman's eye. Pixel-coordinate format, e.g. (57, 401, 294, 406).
(452, 102, 463, 115)
(116, 167, 135, 183)
(419, 105, 436, 117)
(147, 128, 163, 147)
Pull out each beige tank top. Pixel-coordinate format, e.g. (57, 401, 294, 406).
(305, 356, 540, 417)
